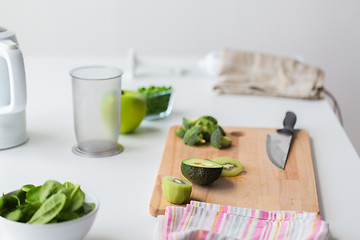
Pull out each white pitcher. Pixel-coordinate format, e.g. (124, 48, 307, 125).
(0, 27, 27, 149)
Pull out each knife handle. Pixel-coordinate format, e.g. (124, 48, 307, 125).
(277, 111, 297, 135)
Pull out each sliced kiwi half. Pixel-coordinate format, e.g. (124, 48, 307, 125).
(162, 176, 192, 204)
(212, 157, 243, 177)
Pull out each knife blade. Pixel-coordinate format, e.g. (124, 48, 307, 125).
(266, 111, 297, 170)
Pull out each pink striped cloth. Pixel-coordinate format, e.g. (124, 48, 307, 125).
(154, 201, 329, 240)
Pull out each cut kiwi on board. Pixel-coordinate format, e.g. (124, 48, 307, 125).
(212, 157, 243, 177)
(162, 176, 192, 204)
(181, 158, 223, 185)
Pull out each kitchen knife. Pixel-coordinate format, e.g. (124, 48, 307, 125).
(266, 111, 297, 170)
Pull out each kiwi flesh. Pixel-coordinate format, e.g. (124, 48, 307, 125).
(212, 157, 243, 177)
(162, 176, 192, 204)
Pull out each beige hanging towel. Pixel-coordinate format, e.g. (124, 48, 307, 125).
(214, 48, 325, 99)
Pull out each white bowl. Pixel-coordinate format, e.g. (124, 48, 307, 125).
(0, 190, 99, 240)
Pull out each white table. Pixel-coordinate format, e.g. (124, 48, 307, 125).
(1, 56, 359, 240)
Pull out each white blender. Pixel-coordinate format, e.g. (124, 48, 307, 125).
(0, 26, 27, 149)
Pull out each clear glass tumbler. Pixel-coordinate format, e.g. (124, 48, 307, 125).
(70, 66, 123, 157)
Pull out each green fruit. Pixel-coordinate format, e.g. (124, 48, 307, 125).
(162, 176, 192, 204)
(181, 158, 223, 185)
(120, 90, 146, 134)
(212, 157, 243, 177)
(101, 91, 120, 132)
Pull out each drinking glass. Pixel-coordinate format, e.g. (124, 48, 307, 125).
(70, 66, 123, 157)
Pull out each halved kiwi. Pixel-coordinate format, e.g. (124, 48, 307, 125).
(162, 176, 192, 204)
(212, 157, 243, 177)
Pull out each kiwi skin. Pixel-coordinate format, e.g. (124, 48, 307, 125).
(212, 157, 243, 177)
(162, 176, 192, 204)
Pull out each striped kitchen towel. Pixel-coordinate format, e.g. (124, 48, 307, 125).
(154, 201, 329, 240)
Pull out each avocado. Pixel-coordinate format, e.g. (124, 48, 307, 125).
(181, 158, 223, 185)
(162, 176, 192, 204)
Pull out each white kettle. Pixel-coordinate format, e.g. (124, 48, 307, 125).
(0, 26, 27, 149)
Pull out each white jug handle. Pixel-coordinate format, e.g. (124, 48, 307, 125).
(0, 40, 26, 114)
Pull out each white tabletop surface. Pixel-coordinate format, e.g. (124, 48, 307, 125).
(0, 56, 359, 240)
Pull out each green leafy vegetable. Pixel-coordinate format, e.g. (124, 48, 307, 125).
(5, 209, 22, 221)
(63, 182, 75, 189)
(20, 201, 42, 222)
(79, 202, 96, 216)
(7, 195, 20, 209)
(39, 180, 63, 203)
(0, 194, 6, 212)
(21, 184, 35, 192)
(28, 193, 67, 224)
(0, 181, 95, 224)
(26, 186, 41, 203)
(138, 85, 172, 116)
(56, 211, 79, 221)
(67, 185, 85, 212)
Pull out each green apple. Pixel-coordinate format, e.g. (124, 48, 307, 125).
(120, 90, 146, 134)
(101, 91, 120, 133)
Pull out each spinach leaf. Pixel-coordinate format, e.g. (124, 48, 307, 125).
(0, 194, 6, 211)
(67, 185, 85, 212)
(19, 201, 42, 223)
(39, 180, 63, 203)
(6, 195, 20, 210)
(17, 189, 27, 204)
(21, 184, 35, 192)
(76, 202, 95, 217)
(5, 209, 22, 221)
(138, 86, 172, 115)
(27, 193, 66, 224)
(58, 187, 74, 210)
(56, 211, 79, 222)
(63, 182, 75, 188)
(26, 186, 42, 203)
(1, 180, 95, 224)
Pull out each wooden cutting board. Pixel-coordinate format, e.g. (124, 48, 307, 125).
(149, 126, 319, 216)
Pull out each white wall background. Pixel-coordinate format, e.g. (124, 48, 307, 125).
(1, 0, 359, 154)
